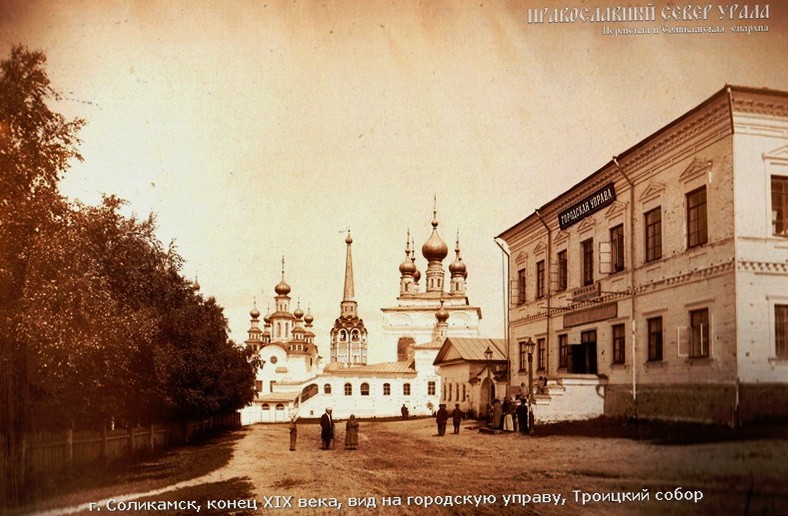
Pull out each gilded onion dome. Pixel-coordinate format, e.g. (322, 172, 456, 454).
(435, 301, 449, 322)
(274, 256, 291, 295)
(304, 311, 314, 325)
(250, 306, 261, 319)
(449, 232, 467, 276)
(294, 305, 304, 319)
(421, 210, 448, 263)
(399, 231, 417, 275)
(263, 307, 272, 325)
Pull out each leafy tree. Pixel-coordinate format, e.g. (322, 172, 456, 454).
(0, 45, 83, 503)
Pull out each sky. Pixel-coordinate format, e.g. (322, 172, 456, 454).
(2, 0, 786, 363)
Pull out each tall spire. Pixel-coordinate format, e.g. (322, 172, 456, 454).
(340, 230, 357, 318)
(343, 230, 355, 302)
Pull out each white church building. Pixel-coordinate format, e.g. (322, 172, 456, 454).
(239, 209, 484, 424)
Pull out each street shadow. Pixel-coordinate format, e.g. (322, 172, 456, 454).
(530, 417, 788, 446)
(15, 428, 249, 513)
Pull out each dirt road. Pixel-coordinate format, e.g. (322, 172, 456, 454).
(21, 417, 788, 515)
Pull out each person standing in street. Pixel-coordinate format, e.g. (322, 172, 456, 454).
(436, 403, 449, 436)
(345, 415, 359, 450)
(320, 408, 334, 450)
(516, 399, 529, 435)
(451, 404, 464, 434)
(289, 415, 298, 451)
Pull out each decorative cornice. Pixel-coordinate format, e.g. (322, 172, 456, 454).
(604, 200, 626, 220)
(738, 261, 788, 274)
(639, 181, 666, 203)
(763, 144, 788, 165)
(635, 260, 735, 295)
(731, 93, 788, 119)
(679, 158, 713, 184)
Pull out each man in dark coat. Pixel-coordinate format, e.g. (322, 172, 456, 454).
(516, 399, 529, 435)
(320, 408, 334, 450)
(435, 404, 449, 436)
(451, 404, 464, 434)
(401, 404, 409, 420)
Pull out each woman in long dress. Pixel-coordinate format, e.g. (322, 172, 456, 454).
(345, 414, 359, 450)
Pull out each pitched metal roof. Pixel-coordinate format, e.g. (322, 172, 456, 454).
(433, 337, 506, 365)
(322, 361, 417, 376)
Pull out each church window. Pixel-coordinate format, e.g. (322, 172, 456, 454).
(344, 383, 352, 396)
(403, 383, 411, 396)
(270, 356, 278, 364)
(383, 383, 391, 395)
(324, 384, 332, 394)
(360, 383, 370, 396)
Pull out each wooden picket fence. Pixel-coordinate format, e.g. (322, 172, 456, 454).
(0, 412, 241, 506)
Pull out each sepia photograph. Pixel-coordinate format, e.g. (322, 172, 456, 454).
(1, 0, 787, 514)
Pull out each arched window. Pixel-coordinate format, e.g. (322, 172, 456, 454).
(360, 383, 370, 396)
(262, 403, 270, 410)
(403, 383, 411, 396)
(383, 383, 391, 395)
(324, 384, 332, 394)
(275, 403, 284, 410)
(344, 383, 352, 396)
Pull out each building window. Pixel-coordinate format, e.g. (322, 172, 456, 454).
(254, 380, 263, 392)
(687, 186, 708, 248)
(557, 250, 568, 291)
(610, 224, 624, 272)
(537, 338, 546, 371)
(776, 305, 788, 358)
(275, 403, 284, 410)
(647, 317, 663, 362)
(403, 383, 411, 396)
(383, 383, 391, 395)
(428, 381, 436, 396)
(517, 268, 526, 304)
(773, 176, 788, 236)
(262, 403, 270, 410)
(360, 383, 370, 396)
(519, 341, 527, 371)
(269, 356, 278, 364)
(442, 383, 446, 400)
(324, 384, 331, 394)
(612, 324, 625, 364)
(690, 308, 710, 358)
(558, 334, 568, 369)
(344, 383, 352, 396)
(644, 207, 662, 262)
(447, 383, 452, 401)
(582, 238, 594, 286)
(536, 260, 545, 298)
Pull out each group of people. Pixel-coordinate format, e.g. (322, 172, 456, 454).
(434, 403, 464, 436)
(488, 397, 531, 434)
(288, 408, 360, 452)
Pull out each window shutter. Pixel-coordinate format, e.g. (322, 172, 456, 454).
(509, 279, 519, 308)
(549, 260, 559, 293)
(599, 241, 612, 274)
(677, 326, 689, 357)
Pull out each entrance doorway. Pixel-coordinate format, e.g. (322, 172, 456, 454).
(569, 330, 598, 374)
(480, 377, 495, 419)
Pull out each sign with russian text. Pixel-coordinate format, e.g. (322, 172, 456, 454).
(558, 183, 616, 230)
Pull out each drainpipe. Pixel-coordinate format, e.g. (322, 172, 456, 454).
(493, 238, 511, 395)
(534, 210, 551, 380)
(613, 156, 638, 420)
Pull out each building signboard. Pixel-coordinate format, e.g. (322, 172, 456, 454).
(569, 281, 601, 302)
(563, 302, 618, 328)
(558, 183, 616, 230)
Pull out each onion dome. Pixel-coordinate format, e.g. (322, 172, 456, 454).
(435, 301, 449, 322)
(413, 267, 421, 283)
(250, 307, 260, 319)
(275, 256, 291, 295)
(399, 230, 416, 275)
(263, 308, 272, 325)
(304, 311, 314, 325)
(421, 210, 448, 263)
(191, 276, 201, 291)
(449, 233, 467, 276)
(346, 232, 353, 245)
(294, 304, 304, 319)
(275, 278, 291, 296)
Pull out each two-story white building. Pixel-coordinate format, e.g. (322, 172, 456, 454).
(497, 86, 788, 425)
